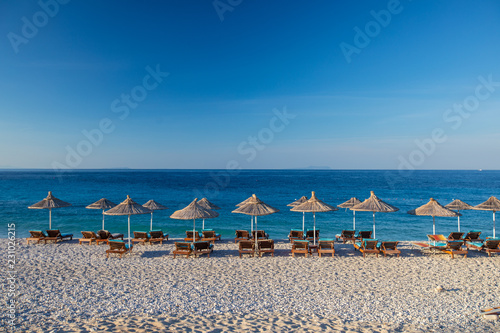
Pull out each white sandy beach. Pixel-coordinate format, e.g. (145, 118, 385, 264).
(2, 238, 500, 332)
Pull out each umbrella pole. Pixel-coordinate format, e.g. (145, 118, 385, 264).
(432, 216, 436, 246)
(313, 212, 316, 245)
(353, 211, 356, 230)
(457, 213, 460, 233)
(255, 216, 258, 256)
(102, 209, 105, 230)
(49, 208, 52, 230)
(302, 212, 305, 235)
(193, 219, 196, 245)
(251, 216, 253, 234)
(128, 215, 131, 247)
(150, 212, 153, 231)
(372, 212, 376, 239)
(494, 211, 496, 238)
(202, 219, 205, 230)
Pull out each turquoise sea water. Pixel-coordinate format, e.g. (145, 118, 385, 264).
(1, 170, 499, 240)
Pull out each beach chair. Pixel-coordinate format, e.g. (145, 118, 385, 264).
(97, 230, 124, 243)
(318, 239, 335, 257)
(253, 230, 269, 240)
(440, 240, 467, 259)
(378, 241, 401, 257)
(305, 229, 319, 242)
(235, 230, 250, 243)
(354, 239, 379, 258)
(288, 229, 304, 242)
(149, 230, 168, 245)
(27, 230, 47, 245)
(258, 239, 275, 257)
(106, 240, 132, 258)
(45, 230, 73, 243)
(335, 230, 356, 244)
(239, 240, 255, 258)
(192, 241, 213, 258)
(184, 230, 202, 242)
(463, 230, 483, 243)
(79, 231, 103, 245)
(356, 230, 372, 240)
(291, 240, 310, 257)
(173, 242, 192, 258)
(467, 238, 500, 256)
(447, 232, 465, 242)
(132, 231, 150, 245)
(202, 230, 221, 243)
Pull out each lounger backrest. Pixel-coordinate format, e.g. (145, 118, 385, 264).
(447, 241, 463, 250)
(290, 230, 303, 237)
(363, 239, 378, 249)
(259, 240, 274, 249)
(239, 240, 254, 249)
(29, 230, 46, 238)
(46, 230, 61, 237)
(306, 230, 319, 237)
(133, 231, 149, 239)
(109, 240, 126, 250)
(149, 231, 163, 238)
(186, 231, 200, 238)
(342, 230, 355, 237)
(465, 231, 481, 240)
(358, 231, 372, 239)
(203, 230, 215, 237)
(175, 242, 191, 250)
(448, 232, 464, 240)
(294, 240, 309, 249)
(381, 241, 398, 250)
(485, 239, 500, 249)
(193, 241, 210, 250)
(236, 230, 249, 238)
(98, 230, 111, 239)
(81, 231, 95, 239)
(428, 234, 447, 242)
(318, 240, 334, 248)
(256, 230, 266, 237)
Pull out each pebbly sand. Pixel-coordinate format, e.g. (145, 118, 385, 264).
(2, 238, 500, 332)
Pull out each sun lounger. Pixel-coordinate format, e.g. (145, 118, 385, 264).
(447, 232, 464, 242)
(463, 230, 483, 243)
(235, 230, 250, 243)
(378, 241, 401, 257)
(253, 230, 269, 240)
(305, 229, 320, 242)
(288, 229, 304, 242)
(79, 231, 107, 245)
(258, 239, 274, 257)
(149, 230, 168, 245)
(132, 231, 150, 245)
(184, 230, 202, 242)
(97, 230, 124, 243)
(46, 230, 73, 243)
(192, 241, 213, 258)
(427, 234, 448, 242)
(291, 240, 310, 257)
(467, 238, 500, 256)
(173, 242, 192, 258)
(239, 240, 255, 258)
(27, 230, 48, 244)
(202, 230, 221, 243)
(318, 239, 335, 257)
(354, 239, 379, 258)
(440, 240, 467, 259)
(335, 230, 356, 244)
(356, 230, 372, 240)
(106, 240, 132, 258)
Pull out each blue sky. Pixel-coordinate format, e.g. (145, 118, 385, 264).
(1, 0, 499, 170)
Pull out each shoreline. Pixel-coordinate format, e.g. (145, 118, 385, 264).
(2, 239, 500, 332)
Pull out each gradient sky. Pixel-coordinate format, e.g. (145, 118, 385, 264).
(1, 0, 500, 170)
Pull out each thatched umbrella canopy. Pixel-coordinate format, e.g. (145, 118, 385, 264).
(142, 200, 168, 231)
(104, 195, 152, 246)
(351, 191, 398, 239)
(474, 196, 500, 238)
(445, 199, 474, 232)
(197, 198, 221, 230)
(236, 196, 254, 207)
(407, 198, 460, 235)
(86, 198, 117, 230)
(287, 196, 308, 234)
(291, 191, 337, 245)
(337, 197, 362, 230)
(170, 198, 219, 244)
(29, 191, 71, 229)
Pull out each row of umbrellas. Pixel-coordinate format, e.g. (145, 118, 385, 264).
(29, 191, 500, 248)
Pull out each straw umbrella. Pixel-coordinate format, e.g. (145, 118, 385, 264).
(337, 197, 362, 230)
(290, 191, 337, 245)
(142, 200, 168, 231)
(197, 198, 221, 230)
(445, 199, 474, 232)
(236, 196, 256, 233)
(287, 196, 308, 234)
(28, 191, 71, 229)
(232, 194, 279, 254)
(86, 198, 117, 230)
(170, 198, 219, 244)
(407, 198, 460, 236)
(104, 195, 152, 247)
(474, 196, 500, 238)
(351, 191, 398, 239)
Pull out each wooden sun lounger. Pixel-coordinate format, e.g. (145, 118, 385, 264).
(356, 231, 372, 240)
(379, 241, 401, 257)
(202, 230, 221, 243)
(447, 232, 464, 242)
(467, 238, 500, 256)
(335, 230, 356, 244)
(79, 231, 107, 245)
(184, 231, 202, 242)
(239, 240, 255, 258)
(192, 241, 213, 258)
(305, 229, 319, 242)
(258, 239, 274, 257)
(354, 239, 379, 258)
(106, 240, 132, 258)
(97, 230, 124, 244)
(288, 229, 304, 242)
(27, 230, 47, 244)
(235, 230, 250, 243)
(440, 241, 467, 259)
(149, 230, 168, 244)
(463, 230, 483, 243)
(253, 230, 269, 240)
(46, 230, 73, 243)
(132, 231, 150, 245)
(291, 240, 310, 257)
(318, 239, 335, 257)
(173, 242, 192, 258)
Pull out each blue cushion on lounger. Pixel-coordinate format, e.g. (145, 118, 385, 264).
(202, 229, 213, 231)
(319, 238, 335, 242)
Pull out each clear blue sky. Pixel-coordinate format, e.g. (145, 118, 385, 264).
(1, 0, 499, 170)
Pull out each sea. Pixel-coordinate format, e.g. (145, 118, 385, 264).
(1, 169, 499, 241)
